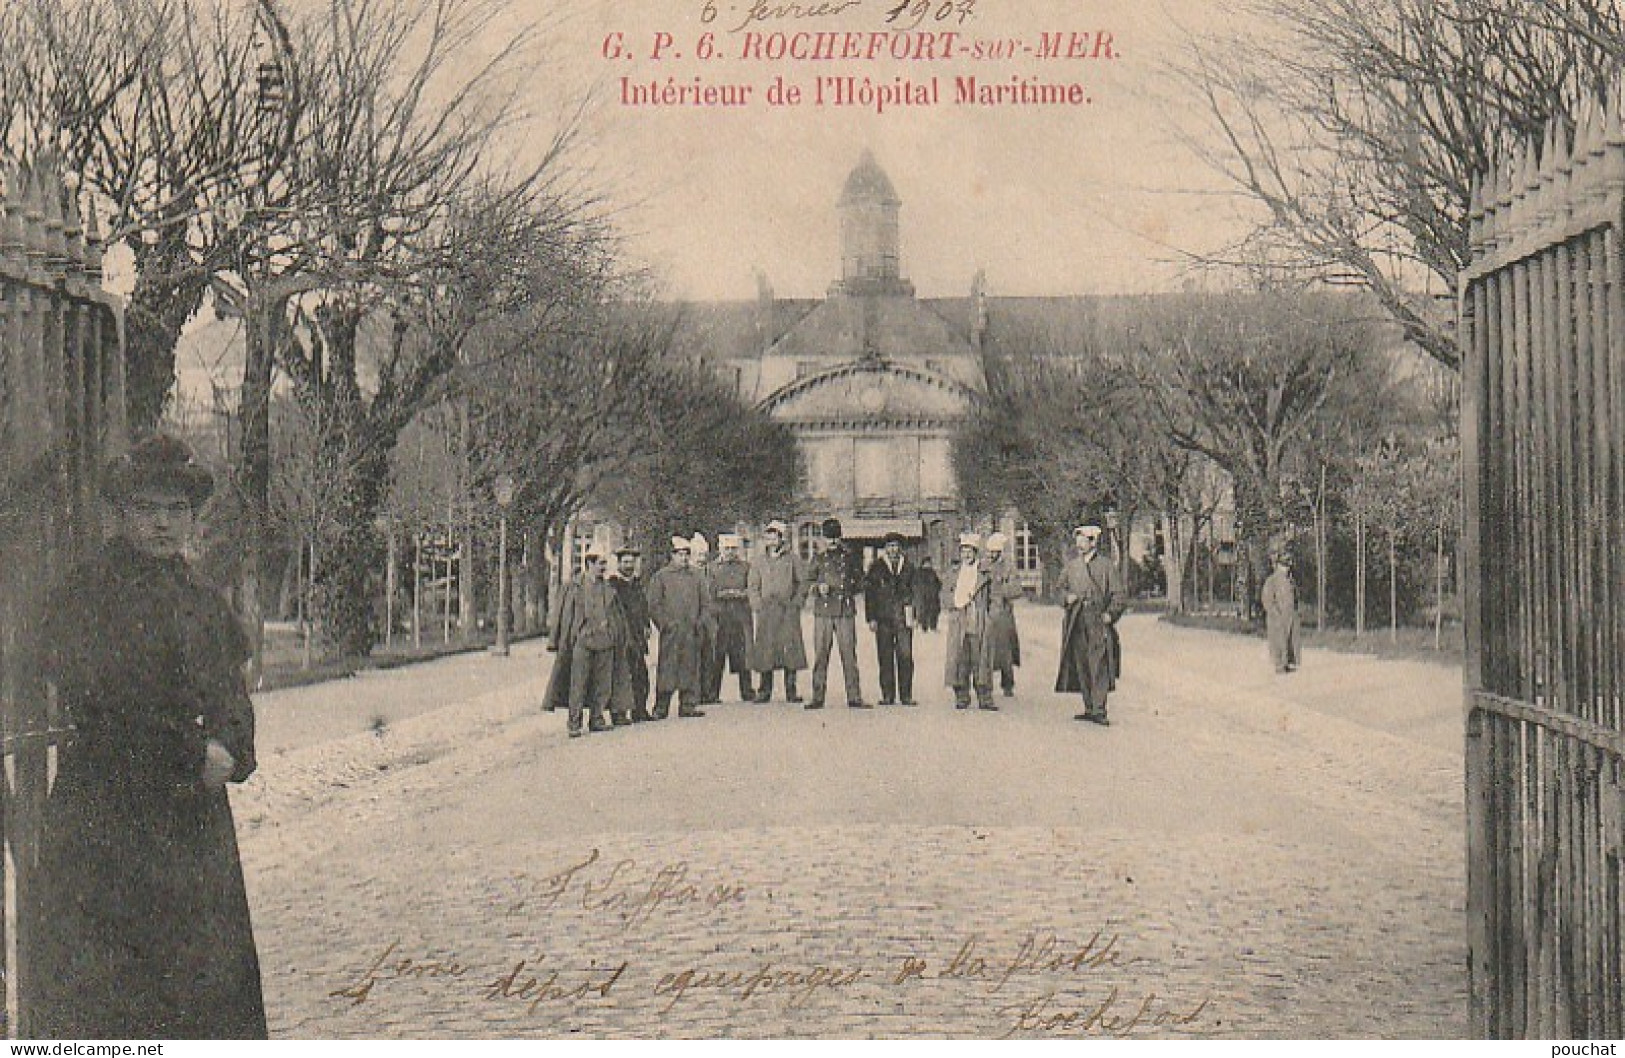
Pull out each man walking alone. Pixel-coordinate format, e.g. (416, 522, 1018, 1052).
(1056, 525, 1126, 725)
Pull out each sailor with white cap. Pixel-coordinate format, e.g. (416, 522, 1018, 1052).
(1056, 523, 1125, 725)
(707, 532, 757, 701)
(747, 519, 808, 702)
(944, 532, 997, 710)
(645, 535, 709, 719)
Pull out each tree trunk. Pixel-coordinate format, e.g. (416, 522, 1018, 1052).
(412, 533, 423, 649)
(1161, 511, 1185, 615)
(1316, 464, 1327, 633)
(1388, 526, 1398, 644)
(235, 291, 279, 684)
(123, 222, 207, 433)
(1355, 512, 1366, 639)
(455, 399, 477, 641)
(1434, 518, 1446, 651)
(523, 525, 546, 634)
(301, 536, 316, 670)
(385, 524, 398, 649)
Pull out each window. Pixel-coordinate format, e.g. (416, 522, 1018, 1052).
(798, 521, 820, 561)
(573, 526, 596, 574)
(1015, 521, 1040, 574)
(920, 438, 954, 499)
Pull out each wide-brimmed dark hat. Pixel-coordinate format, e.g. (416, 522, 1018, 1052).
(821, 518, 843, 540)
(101, 434, 214, 507)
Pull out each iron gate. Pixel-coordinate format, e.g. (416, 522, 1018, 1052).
(0, 159, 125, 1035)
(1462, 105, 1625, 1038)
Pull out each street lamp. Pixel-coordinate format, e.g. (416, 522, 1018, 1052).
(1103, 506, 1120, 564)
(492, 473, 516, 656)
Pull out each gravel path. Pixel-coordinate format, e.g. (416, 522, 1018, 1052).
(234, 607, 1468, 1038)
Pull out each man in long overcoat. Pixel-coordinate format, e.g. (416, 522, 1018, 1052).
(1056, 524, 1127, 725)
(708, 534, 757, 701)
(748, 520, 808, 702)
(944, 533, 996, 710)
(984, 532, 1025, 697)
(691, 534, 721, 704)
(913, 556, 943, 631)
(1261, 554, 1301, 673)
(647, 536, 709, 718)
(863, 532, 916, 705)
(610, 546, 653, 721)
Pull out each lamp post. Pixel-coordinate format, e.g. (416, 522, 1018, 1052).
(1103, 507, 1121, 566)
(493, 474, 516, 656)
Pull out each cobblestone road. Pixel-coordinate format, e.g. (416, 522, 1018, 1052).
(233, 607, 1468, 1039)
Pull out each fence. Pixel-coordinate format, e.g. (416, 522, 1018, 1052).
(1462, 100, 1625, 1038)
(0, 160, 125, 1034)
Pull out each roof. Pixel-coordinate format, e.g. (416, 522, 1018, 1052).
(838, 150, 901, 208)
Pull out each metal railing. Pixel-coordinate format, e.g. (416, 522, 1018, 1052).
(0, 159, 125, 1035)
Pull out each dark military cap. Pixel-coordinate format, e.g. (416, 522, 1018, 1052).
(821, 517, 843, 540)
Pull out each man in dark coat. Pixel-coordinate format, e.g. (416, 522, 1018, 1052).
(1056, 524, 1127, 725)
(647, 536, 709, 718)
(708, 533, 757, 701)
(610, 546, 653, 721)
(913, 556, 943, 631)
(548, 544, 628, 737)
(748, 520, 807, 702)
(807, 517, 865, 709)
(863, 532, 916, 705)
(30, 435, 266, 1039)
(691, 534, 722, 703)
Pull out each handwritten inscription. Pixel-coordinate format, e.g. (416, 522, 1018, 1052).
(997, 989, 1213, 1039)
(893, 931, 1135, 993)
(693, 0, 977, 34)
(653, 962, 867, 1013)
(329, 941, 473, 1007)
(483, 959, 630, 1016)
(327, 930, 1213, 1037)
(503, 848, 748, 930)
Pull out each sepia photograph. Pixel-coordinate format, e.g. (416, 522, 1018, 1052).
(0, 0, 1619, 1043)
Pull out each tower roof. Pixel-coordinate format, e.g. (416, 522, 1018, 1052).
(838, 150, 900, 207)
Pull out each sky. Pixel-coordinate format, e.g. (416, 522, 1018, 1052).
(501, 0, 1258, 302)
(162, 0, 1265, 400)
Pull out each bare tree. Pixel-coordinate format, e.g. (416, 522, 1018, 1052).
(1171, 0, 1621, 370)
(1130, 288, 1397, 618)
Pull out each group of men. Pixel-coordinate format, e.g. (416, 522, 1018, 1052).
(542, 517, 1127, 736)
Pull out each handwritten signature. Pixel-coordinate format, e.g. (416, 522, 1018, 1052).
(506, 848, 748, 930)
(996, 988, 1213, 1038)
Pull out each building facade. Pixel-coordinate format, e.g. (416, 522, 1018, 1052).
(674, 151, 990, 571)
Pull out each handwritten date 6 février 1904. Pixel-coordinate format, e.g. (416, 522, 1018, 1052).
(697, 0, 978, 34)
